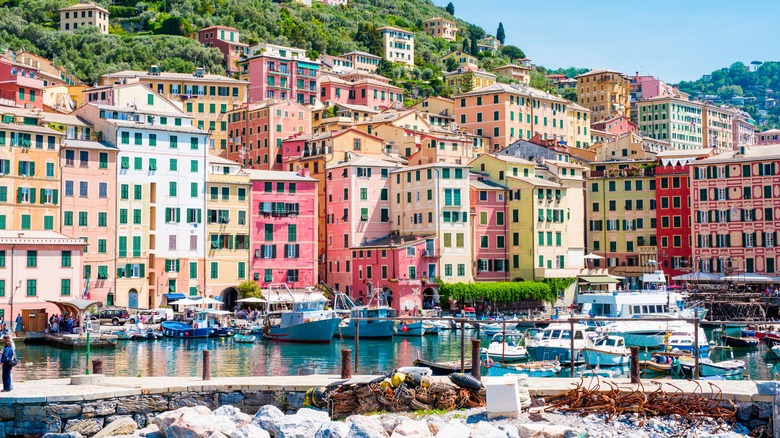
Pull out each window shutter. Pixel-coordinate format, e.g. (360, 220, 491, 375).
(742, 233, 746, 248)
(176, 208, 181, 223)
(754, 232, 758, 247)
(29, 188, 35, 204)
(197, 209, 202, 223)
(29, 162, 34, 176)
(762, 232, 766, 247)
(759, 164, 765, 176)
(725, 166, 730, 178)
(706, 167, 712, 179)
(139, 264, 146, 278)
(228, 235, 234, 250)
(175, 260, 180, 272)
(125, 263, 131, 274)
(53, 189, 58, 205)
(295, 244, 300, 257)
(271, 245, 277, 258)
(726, 234, 731, 247)
(16, 188, 21, 203)
(725, 189, 730, 200)
(708, 234, 713, 248)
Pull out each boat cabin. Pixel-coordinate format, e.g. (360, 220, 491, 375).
(577, 290, 678, 318)
(541, 325, 587, 341)
(595, 336, 625, 348)
(354, 307, 396, 319)
(491, 333, 523, 346)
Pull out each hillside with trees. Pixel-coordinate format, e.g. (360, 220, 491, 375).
(677, 61, 780, 128)
(0, 0, 528, 97)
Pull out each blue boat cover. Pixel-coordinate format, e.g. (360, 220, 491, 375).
(164, 293, 186, 301)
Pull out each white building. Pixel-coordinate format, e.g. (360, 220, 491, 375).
(378, 26, 415, 68)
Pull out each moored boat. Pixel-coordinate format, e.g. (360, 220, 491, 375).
(480, 332, 528, 362)
(262, 285, 342, 343)
(767, 346, 780, 360)
(422, 321, 441, 335)
(582, 335, 630, 367)
(525, 323, 592, 364)
(396, 321, 425, 336)
(721, 335, 759, 349)
(337, 293, 396, 339)
(484, 360, 561, 378)
(699, 359, 746, 377)
(413, 358, 472, 375)
(234, 333, 257, 343)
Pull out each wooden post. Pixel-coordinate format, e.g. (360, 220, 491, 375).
(92, 359, 103, 375)
(354, 319, 360, 374)
(630, 346, 640, 384)
(460, 320, 466, 372)
(341, 349, 352, 379)
(471, 338, 481, 380)
(569, 319, 575, 376)
(202, 350, 210, 381)
(694, 310, 700, 380)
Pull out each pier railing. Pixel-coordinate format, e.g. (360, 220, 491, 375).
(346, 313, 779, 380)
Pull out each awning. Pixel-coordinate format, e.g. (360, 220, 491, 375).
(578, 276, 620, 284)
(640, 273, 666, 283)
(671, 272, 723, 282)
(164, 293, 186, 301)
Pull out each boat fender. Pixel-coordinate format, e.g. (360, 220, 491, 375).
(482, 357, 494, 369)
(449, 372, 483, 391)
(405, 372, 423, 387)
(380, 378, 392, 390)
(420, 376, 433, 388)
(194, 323, 199, 329)
(390, 372, 406, 388)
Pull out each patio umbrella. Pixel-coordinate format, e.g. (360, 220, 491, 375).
(170, 298, 201, 306)
(236, 297, 268, 303)
(199, 297, 224, 306)
(583, 253, 604, 260)
(722, 273, 773, 283)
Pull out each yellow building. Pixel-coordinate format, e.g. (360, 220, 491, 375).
(444, 70, 496, 94)
(438, 51, 478, 71)
(59, 2, 109, 34)
(586, 161, 658, 285)
(576, 69, 631, 122)
(703, 105, 736, 150)
(99, 67, 248, 158)
(422, 17, 458, 41)
(412, 96, 455, 128)
(566, 102, 590, 148)
(205, 156, 250, 307)
(355, 109, 431, 158)
(0, 106, 63, 231)
(493, 64, 531, 85)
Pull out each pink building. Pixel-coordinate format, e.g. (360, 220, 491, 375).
(324, 156, 401, 296)
(0, 58, 44, 109)
(0, 231, 85, 323)
(58, 117, 118, 306)
(757, 129, 780, 145)
(591, 115, 637, 136)
(319, 72, 404, 111)
(351, 234, 437, 313)
(196, 26, 249, 75)
(340, 51, 382, 74)
(470, 173, 509, 282)
(239, 43, 320, 104)
(631, 74, 682, 100)
(248, 168, 318, 288)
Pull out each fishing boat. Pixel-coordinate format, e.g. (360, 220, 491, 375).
(721, 335, 759, 349)
(767, 345, 780, 360)
(582, 335, 630, 367)
(337, 293, 396, 339)
(484, 360, 561, 378)
(114, 330, 135, 340)
(525, 323, 592, 364)
(413, 358, 472, 375)
(422, 321, 441, 335)
(395, 320, 425, 336)
(262, 284, 342, 343)
(660, 328, 710, 357)
(699, 359, 746, 377)
(480, 332, 528, 362)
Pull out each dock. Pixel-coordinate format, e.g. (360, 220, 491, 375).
(22, 333, 117, 349)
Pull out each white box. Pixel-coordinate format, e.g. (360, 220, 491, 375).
(484, 375, 521, 419)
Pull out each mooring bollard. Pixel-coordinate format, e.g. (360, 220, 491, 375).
(202, 350, 211, 381)
(630, 346, 640, 384)
(471, 338, 481, 380)
(92, 359, 103, 375)
(341, 349, 352, 379)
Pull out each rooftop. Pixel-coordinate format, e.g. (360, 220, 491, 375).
(694, 145, 780, 165)
(105, 119, 207, 135)
(63, 139, 117, 151)
(327, 155, 407, 170)
(103, 70, 247, 84)
(507, 175, 565, 189)
(575, 68, 627, 78)
(470, 178, 507, 190)
(59, 2, 108, 13)
(340, 51, 382, 59)
(0, 231, 85, 245)
(359, 233, 436, 249)
(246, 169, 317, 182)
(455, 82, 568, 103)
(389, 162, 470, 174)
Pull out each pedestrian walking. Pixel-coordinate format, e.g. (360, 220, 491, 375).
(1, 335, 15, 391)
(13, 314, 21, 334)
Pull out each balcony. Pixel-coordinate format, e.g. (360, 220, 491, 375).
(421, 249, 440, 258)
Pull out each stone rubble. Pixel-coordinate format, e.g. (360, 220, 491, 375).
(41, 401, 754, 438)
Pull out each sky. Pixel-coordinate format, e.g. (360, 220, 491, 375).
(433, 0, 780, 83)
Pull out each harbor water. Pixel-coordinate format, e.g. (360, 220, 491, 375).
(11, 327, 776, 381)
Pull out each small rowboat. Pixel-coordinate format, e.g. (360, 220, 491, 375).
(485, 360, 561, 378)
(234, 333, 256, 343)
(413, 358, 472, 375)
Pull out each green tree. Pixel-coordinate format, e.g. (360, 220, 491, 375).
(444, 56, 459, 72)
(500, 44, 524, 60)
(717, 84, 743, 100)
(376, 59, 395, 79)
(496, 22, 505, 45)
(469, 37, 478, 56)
(459, 70, 475, 93)
(354, 21, 383, 56)
(461, 38, 469, 53)
(530, 69, 554, 92)
(156, 16, 192, 36)
(237, 280, 263, 299)
(561, 88, 578, 102)
(445, 2, 455, 15)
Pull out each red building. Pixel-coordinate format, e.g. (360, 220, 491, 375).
(247, 168, 319, 288)
(655, 160, 693, 283)
(0, 58, 44, 109)
(196, 26, 248, 75)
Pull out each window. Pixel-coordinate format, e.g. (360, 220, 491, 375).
(26, 279, 36, 296)
(27, 250, 37, 267)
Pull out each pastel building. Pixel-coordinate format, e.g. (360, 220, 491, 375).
(0, 58, 44, 109)
(477, 37, 501, 55)
(703, 105, 736, 150)
(470, 172, 509, 282)
(206, 156, 251, 309)
(240, 43, 320, 105)
(636, 97, 703, 150)
(407, 131, 478, 166)
(493, 64, 531, 85)
(422, 17, 458, 41)
(0, 231, 85, 320)
(196, 26, 249, 75)
(378, 26, 415, 68)
(324, 156, 401, 296)
(58, 114, 118, 305)
(0, 106, 63, 232)
(390, 163, 473, 284)
(59, 2, 109, 34)
(438, 51, 479, 72)
(340, 51, 382, 74)
(319, 55, 354, 75)
(75, 86, 209, 309)
(248, 169, 318, 288)
(591, 115, 636, 136)
(99, 68, 248, 156)
(318, 71, 404, 111)
(226, 99, 311, 170)
(413, 96, 455, 127)
(565, 102, 590, 148)
(3, 50, 78, 87)
(576, 69, 631, 122)
(689, 145, 780, 275)
(757, 129, 780, 145)
(444, 69, 497, 93)
(732, 111, 756, 147)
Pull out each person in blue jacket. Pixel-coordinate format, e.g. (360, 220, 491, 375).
(0, 335, 13, 391)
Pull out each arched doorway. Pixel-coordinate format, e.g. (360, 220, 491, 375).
(128, 289, 139, 309)
(106, 292, 115, 307)
(220, 287, 239, 311)
(382, 287, 393, 308)
(422, 287, 438, 310)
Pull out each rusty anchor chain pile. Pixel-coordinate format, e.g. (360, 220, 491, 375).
(542, 378, 737, 428)
(328, 379, 486, 419)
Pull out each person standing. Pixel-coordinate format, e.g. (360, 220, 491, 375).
(13, 314, 21, 335)
(1, 335, 14, 391)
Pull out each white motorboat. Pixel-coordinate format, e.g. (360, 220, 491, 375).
(480, 332, 528, 362)
(699, 359, 746, 377)
(582, 335, 630, 367)
(525, 323, 592, 364)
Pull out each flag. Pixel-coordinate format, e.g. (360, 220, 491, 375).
(83, 276, 91, 300)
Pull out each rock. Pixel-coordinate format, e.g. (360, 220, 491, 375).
(271, 408, 331, 438)
(471, 423, 508, 438)
(92, 417, 138, 438)
(231, 424, 270, 438)
(65, 418, 105, 437)
(735, 403, 756, 422)
(136, 423, 160, 437)
(433, 421, 469, 438)
(390, 419, 431, 438)
(347, 416, 389, 438)
(315, 421, 351, 438)
(517, 423, 578, 438)
(253, 405, 285, 432)
(207, 433, 229, 438)
(165, 409, 237, 438)
(498, 424, 519, 438)
(381, 416, 404, 434)
(153, 406, 212, 431)
(213, 405, 252, 428)
(116, 397, 169, 415)
(169, 393, 216, 410)
(43, 433, 84, 438)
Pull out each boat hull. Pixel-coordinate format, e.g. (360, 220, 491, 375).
(339, 320, 395, 339)
(721, 335, 759, 349)
(485, 362, 561, 378)
(526, 345, 582, 364)
(264, 317, 341, 343)
(582, 348, 630, 367)
(396, 321, 425, 336)
(234, 334, 256, 343)
(413, 358, 472, 375)
(700, 361, 745, 377)
(161, 321, 213, 338)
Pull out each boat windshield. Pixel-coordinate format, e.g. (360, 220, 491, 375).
(561, 330, 571, 339)
(545, 329, 562, 340)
